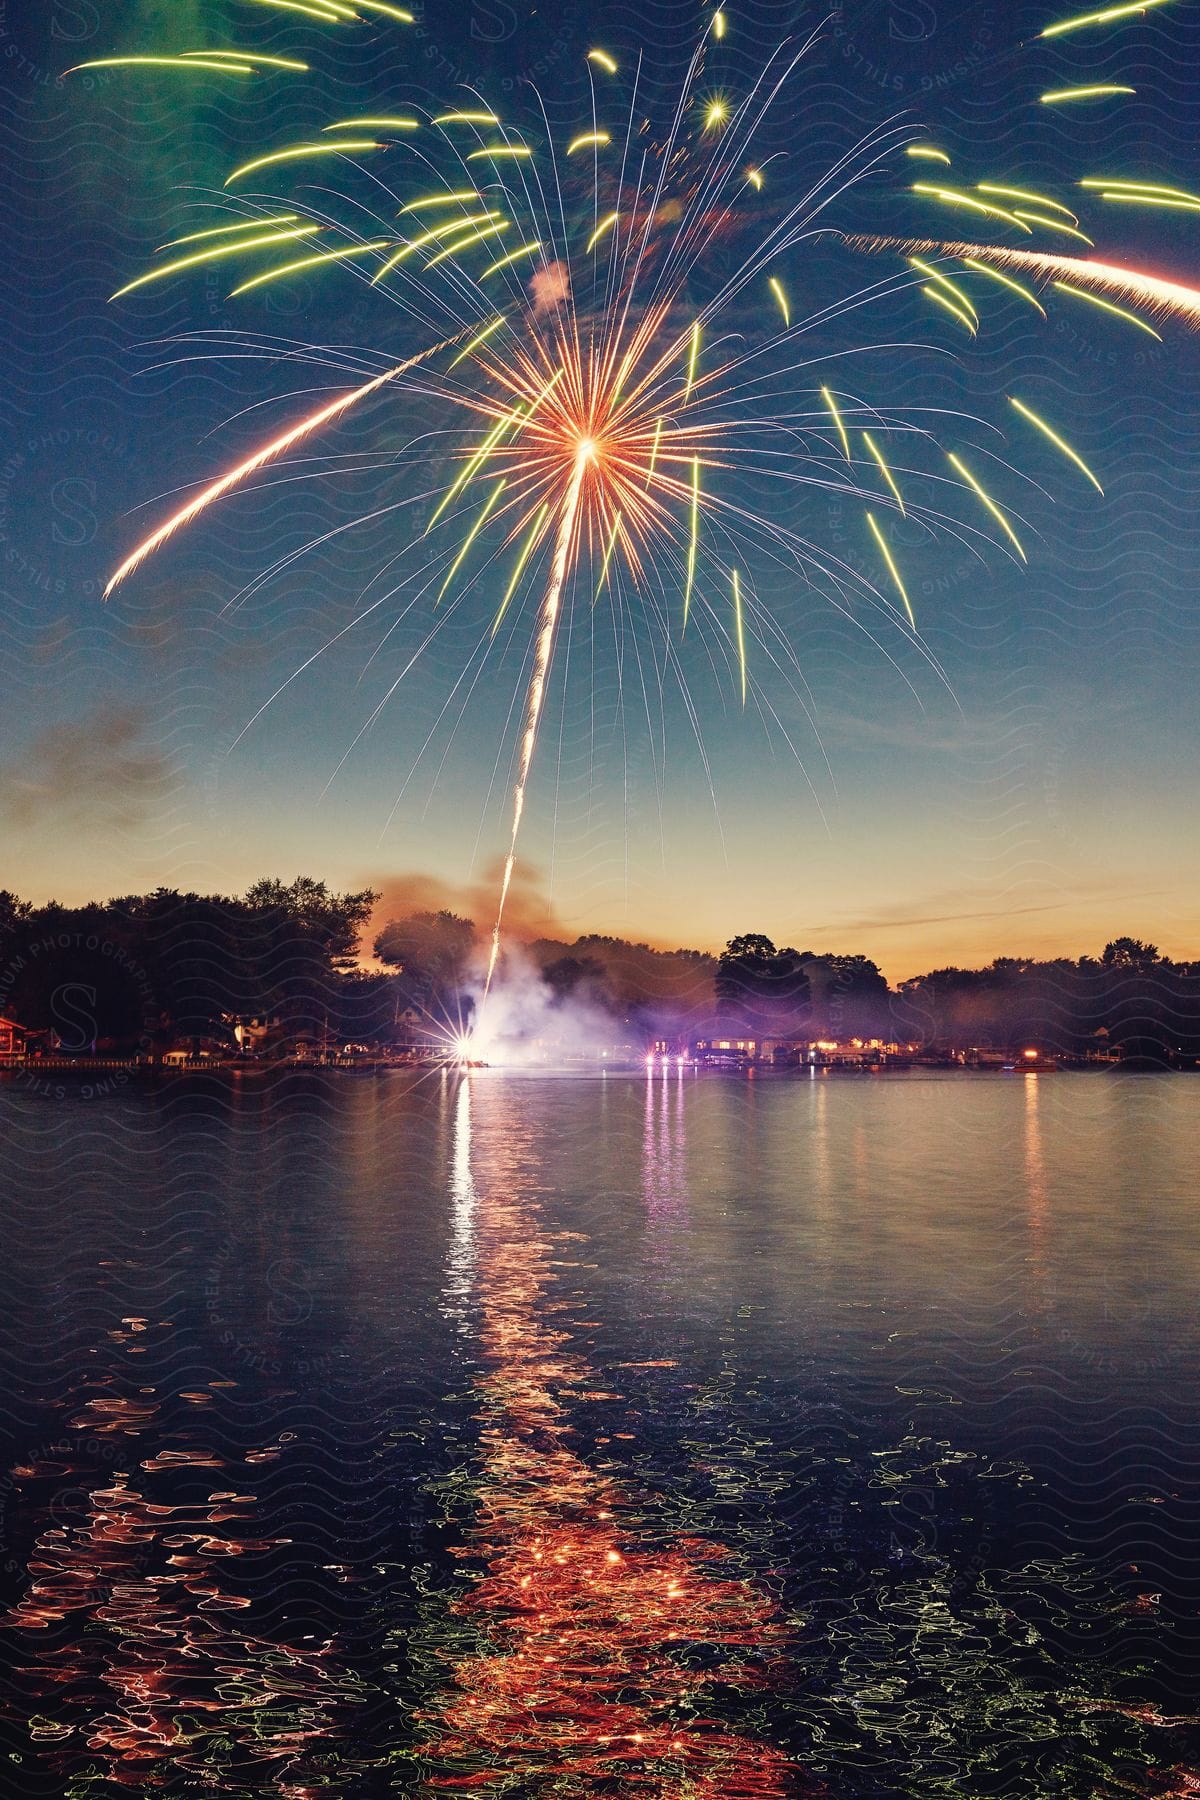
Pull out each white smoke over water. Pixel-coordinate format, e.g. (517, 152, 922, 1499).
(465, 946, 641, 1069)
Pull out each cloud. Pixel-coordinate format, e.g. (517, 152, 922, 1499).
(0, 706, 174, 831)
(836, 898, 1070, 934)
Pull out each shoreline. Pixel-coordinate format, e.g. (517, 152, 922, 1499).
(0, 1057, 1190, 1082)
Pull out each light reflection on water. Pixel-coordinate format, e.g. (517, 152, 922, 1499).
(420, 1077, 790, 1793)
(0, 1069, 1198, 1795)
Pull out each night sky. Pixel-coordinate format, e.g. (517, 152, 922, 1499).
(2, 0, 1199, 978)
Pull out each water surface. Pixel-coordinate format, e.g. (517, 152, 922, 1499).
(0, 1069, 1197, 1795)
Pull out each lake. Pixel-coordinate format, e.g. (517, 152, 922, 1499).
(0, 1068, 1197, 1795)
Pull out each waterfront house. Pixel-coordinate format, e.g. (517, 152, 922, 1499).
(0, 1015, 25, 1059)
(222, 1013, 282, 1055)
(692, 1035, 759, 1067)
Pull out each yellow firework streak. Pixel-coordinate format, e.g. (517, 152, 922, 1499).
(161, 215, 301, 249)
(322, 116, 419, 131)
(912, 185, 1033, 232)
(450, 315, 507, 366)
(352, 1, 415, 20)
(587, 49, 618, 73)
(467, 144, 533, 161)
(959, 257, 1047, 315)
(684, 458, 700, 626)
(866, 512, 915, 627)
(178, 50, 310, 70)
(947, 453, 1026, 560)
(907, 146, 951, 164)
(373, 212, 503, 280)
(1041, 0, 1175, 37)
(434, 111, 499, 126)
(862, 431, 906, 515)
(226, 141, 382, 185)
(713, 10, 728, 39)
(908, 256, 978, 321)
(428, 373, 561, 531)
(1052, 279, 1162, 337)
(704, 96, 730, 130)
(480, 241, 542, 279)
(976, 183, 1078, 221)
(400, 191, 482, 214)
(105, 338, 457, 597)
(595, 511, 624, 595)
(1099, 191, 1200, 212)
(646, 418, 664, 485)
(746, 167, 764, 190)
(587, 212, 620, 252)
(258, 0, 357, 13)
(492, 505, 549, 635)
(1081, 178, 1200, 201)
(68, 56, 259, 76)
(424, 220, 510, 268)
(428, 415, 520, 531)
(820, 387, 851, 461)
(247, 1, 354, 24)
(1012, 211, 1094, 244)
(229, 239, 391, 296)
(731, 568, 747, 705)
(1041, 84, 1135, 103)
(438, 481, 506, 601)
(768, 277, 790, 325)
(922, 284, 977, 333)
(685, 321, 702, 398)
(1009, 397, 1103, 492)
(568, 131, 611, 154)
(111, 226, 321, 298)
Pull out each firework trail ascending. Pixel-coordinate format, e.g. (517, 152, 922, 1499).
(104, 339, 458, 599)
(484, 451, 588, 1002)
(72, 0, 1200, 1043)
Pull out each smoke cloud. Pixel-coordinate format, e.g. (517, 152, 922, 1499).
(0, 705, 174, 831)
(466, 944, 638, 1067)
(363, 858, 566, 957)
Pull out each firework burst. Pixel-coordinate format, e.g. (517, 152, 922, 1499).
(73, 0, 1200, 1028)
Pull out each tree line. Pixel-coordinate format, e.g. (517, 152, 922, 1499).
(713, 933, 1200, 1061)
(0, 880, 1196, 1060)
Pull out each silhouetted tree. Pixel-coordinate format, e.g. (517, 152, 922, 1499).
(716, 935, 811, 1036)
(541, 955, 611, 1007)
(374, 910, 477, 1009)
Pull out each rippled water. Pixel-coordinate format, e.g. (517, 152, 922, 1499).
(1, 1068, 1198, 1796)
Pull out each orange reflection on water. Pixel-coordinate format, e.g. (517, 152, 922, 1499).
(420, 1078, 793, 1795)
(4, 1320, 358, 1790)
